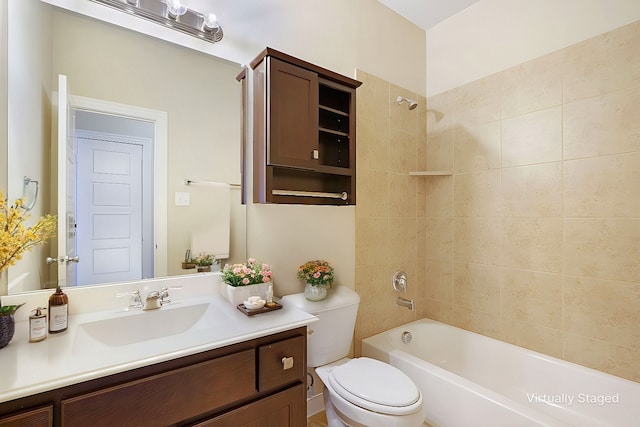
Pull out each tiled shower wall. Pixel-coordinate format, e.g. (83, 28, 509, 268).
(354, 70, 427, 355)
(424, 20, 640, 382)
(354, 20, 640, 382)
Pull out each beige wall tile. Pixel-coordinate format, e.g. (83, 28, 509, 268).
(502, 106, 562, 167)
(416, 216, 426, 259)
(564, 87, 640, 160)
(501, 268, 562, 328)
(453, 121, 501, 173)
(426, 90, 454, 136)
(502, 50, 563, 118)
(501, 163, 562, 217)
(357, 116, 390, 172)
(453, 262, 500, 314)
(454, 169, 501, 218)
(563, 20, 640, 103)
(388, 217, 417, 266)
(426, 131, 453, 172)
(452, 306, 501, 339)
(453, 73, 502, 125)
(425, 218, 453, 262)
(501, 320, 563, 359)
(426, 176, 453, 217)
(416, 179, 426, 218)
(390, 129, 418, 173)
(390, 84, 418, 134)
(356, 70, 389, 126)
(564, 153, 640, 218)
(389, 173, 416, 218)
(355, 169, 389, 218)
(564, 276, 640, 352)
(422, 299, 453, 324)
(425, 259, 453, 302)
(355, 217, 389, 265)
(501, 218, 563, 273)
(454, 218, 501, 265)
(564, 334, 640, 383)
(564, 219, 640, 283)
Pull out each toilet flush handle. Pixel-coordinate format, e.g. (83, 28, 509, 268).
(282, 356, 295, 370)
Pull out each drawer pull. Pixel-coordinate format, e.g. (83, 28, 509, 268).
(282, 356, 294, 370)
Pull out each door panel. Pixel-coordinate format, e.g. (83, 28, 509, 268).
(76, 138, 143, 286)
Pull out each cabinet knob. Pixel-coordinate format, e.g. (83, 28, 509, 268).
(281, 356, 294, 370)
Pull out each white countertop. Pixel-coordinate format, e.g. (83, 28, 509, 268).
(0, 274, 317, 403)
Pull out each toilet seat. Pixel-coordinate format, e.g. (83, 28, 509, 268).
(328, 357, 422, 416)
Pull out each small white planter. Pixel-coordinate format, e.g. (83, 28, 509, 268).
(221, 282, 270, 306)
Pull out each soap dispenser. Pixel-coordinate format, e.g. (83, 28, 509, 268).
(29, 307, 47, 342)
(48, 286, 68, 333)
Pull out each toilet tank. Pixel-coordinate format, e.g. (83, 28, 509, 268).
(281, 286, 360, 368)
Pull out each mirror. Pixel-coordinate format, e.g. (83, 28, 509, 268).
(6, 2, 245, 294)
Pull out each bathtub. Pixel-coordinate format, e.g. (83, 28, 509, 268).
(361, 319, 640, 427)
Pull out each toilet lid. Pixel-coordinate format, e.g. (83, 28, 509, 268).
(328, 358, 422, 415)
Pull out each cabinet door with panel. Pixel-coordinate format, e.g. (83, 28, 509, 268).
(267, 57, 319, 170)
(0, 405, 52, 427)
(192, 384, 306, 427)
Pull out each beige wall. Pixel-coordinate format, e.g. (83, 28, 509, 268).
(427, 0, 640, 96)
(5, 0, 53, 292)
(245, 0, 425, 298)
(353, 70, 427, 355)
(421, 20, 640, 382)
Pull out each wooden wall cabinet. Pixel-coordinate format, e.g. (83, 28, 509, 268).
(0, 328, 307, 427)
(251, 48, 361, 205)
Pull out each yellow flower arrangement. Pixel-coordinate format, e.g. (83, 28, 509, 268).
(0, 191, 57, 274)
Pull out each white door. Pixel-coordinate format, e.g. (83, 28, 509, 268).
(56, 74, 78, 286)
(76, 138, 143, 285)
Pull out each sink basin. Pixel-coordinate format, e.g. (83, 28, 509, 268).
(78, 303, 210, 347)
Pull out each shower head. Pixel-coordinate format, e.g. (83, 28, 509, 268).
(397, 96, 418, 110)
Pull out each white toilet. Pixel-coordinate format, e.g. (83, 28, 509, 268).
(281, 286, 425, 427)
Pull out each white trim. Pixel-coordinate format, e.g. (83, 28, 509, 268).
(69, 96, 168, 278)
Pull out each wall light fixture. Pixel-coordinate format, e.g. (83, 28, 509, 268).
(90, 0, 223, 43)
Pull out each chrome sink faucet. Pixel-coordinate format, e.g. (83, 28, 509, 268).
(116, 290, 143, 310)
(143, 286, 183, 311)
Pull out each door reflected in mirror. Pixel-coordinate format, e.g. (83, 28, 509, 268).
(6, 2, 245, 294)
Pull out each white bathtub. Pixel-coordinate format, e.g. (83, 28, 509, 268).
(361, 318, 640, 427)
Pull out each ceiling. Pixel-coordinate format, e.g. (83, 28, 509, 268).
(377, 0, 482, 30)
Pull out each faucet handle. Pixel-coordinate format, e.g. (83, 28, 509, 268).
(116, 290, 143, 310)
(159, 285, 182, 305)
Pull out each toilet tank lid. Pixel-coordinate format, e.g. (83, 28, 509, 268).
(281, 286, 360, 314)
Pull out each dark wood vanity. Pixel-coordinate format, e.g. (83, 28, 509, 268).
(0, 327, 307, 427)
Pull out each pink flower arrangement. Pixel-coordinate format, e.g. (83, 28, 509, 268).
(297, 260, 334, 286)
(222, 258, 273, 287)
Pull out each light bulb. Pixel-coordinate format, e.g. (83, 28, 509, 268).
(203, 13, 219, 30)
(167, 0, 187, 19)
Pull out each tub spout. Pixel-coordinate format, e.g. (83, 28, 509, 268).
(396, 296, 414, 311)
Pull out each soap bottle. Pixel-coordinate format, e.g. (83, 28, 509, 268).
(48, 286, 68, 333)
(265, 284, 275, 307)
(29, 307, 47, 342)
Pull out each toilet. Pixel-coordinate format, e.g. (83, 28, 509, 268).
(281, 286, 425, 427)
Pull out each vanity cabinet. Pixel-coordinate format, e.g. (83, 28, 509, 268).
(0, 328, 307, 427)
(0, 405, 52, 426)
(250, 47, 361, 205)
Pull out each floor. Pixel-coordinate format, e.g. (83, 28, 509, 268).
(307, 411, 432, 426)
(307, 411, 328, 427)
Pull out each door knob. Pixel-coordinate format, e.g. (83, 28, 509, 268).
(64, 256, 80, 263)
(46, 257, 58, 265)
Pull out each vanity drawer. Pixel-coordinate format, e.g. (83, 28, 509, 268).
(258, 335, 305, 391)
(61, 349, 256, 427)
(0, 405, 52, 427)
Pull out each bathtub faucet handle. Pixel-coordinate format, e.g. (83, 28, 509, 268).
(392, 270, 408, 293)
